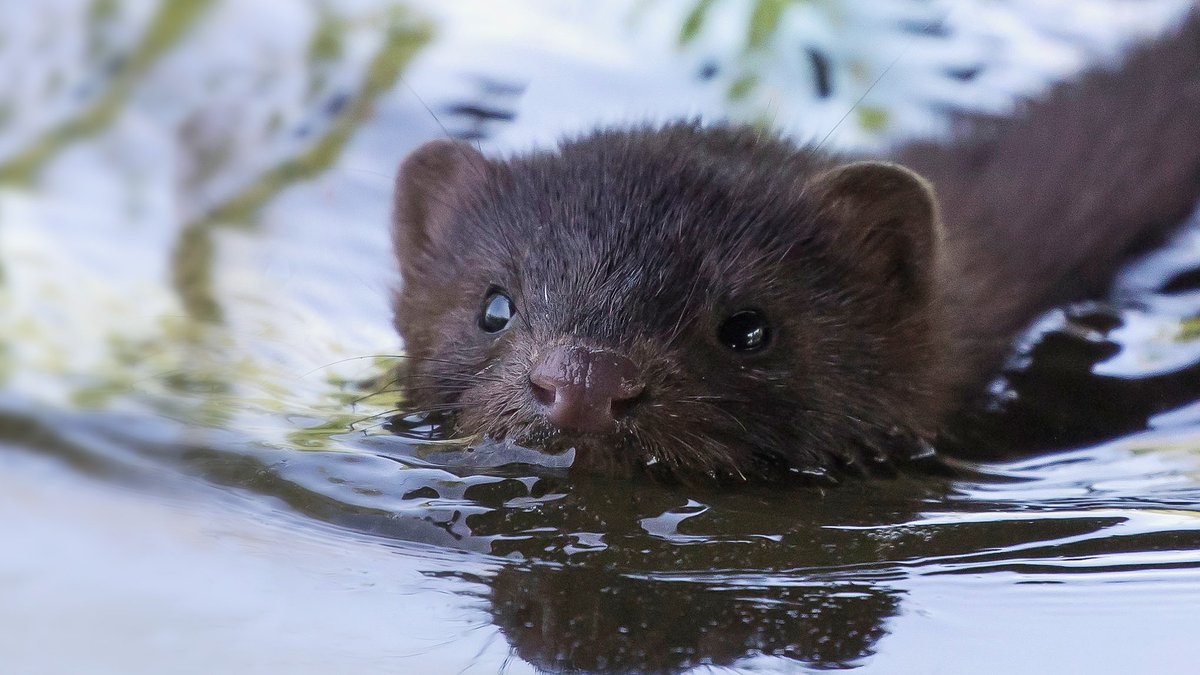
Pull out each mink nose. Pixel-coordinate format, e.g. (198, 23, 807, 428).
(528, 345, 644, 434)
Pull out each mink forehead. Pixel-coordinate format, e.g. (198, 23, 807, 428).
(505, 127, 830, 246)
(473, 170, 830, 341)
(473, 137, 833, 281)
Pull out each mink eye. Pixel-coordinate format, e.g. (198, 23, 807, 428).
(479, 289, 515, 333)
(718, 310, 770, 352)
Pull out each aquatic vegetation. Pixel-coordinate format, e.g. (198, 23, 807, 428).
(0, 0, 216, 183)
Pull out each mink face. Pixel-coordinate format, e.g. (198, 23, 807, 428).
(392, 124, 952, 481)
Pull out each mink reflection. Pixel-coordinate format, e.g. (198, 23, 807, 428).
(487, 566, 899, 672)
(943, 304, 1200, 459)
(448, 477, 937, 673)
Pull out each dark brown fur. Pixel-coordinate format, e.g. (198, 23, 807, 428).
(390, 12, 1200, 482)
(904, 9, 1200, 398)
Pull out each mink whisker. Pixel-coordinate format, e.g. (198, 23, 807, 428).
(672, 398, 749, 434)
(349, 388, 406, 405)
(403, 372, 503, 384)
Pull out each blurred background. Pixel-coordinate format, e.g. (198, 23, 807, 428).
(4, 1, 1200, 673)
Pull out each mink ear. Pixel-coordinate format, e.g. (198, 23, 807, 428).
(392, 139, 490, 267)
(809, 161, 944, 303)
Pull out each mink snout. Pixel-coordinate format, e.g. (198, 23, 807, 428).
(528, 345, 645, 434)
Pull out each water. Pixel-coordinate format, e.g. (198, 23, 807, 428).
(3, 1, 1200, 672)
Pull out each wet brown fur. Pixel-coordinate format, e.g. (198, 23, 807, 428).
(390, 11, 1200, 482)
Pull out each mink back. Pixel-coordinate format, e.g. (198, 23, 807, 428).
(901, 9, 1200, 394)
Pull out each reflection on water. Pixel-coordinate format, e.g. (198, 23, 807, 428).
(3, 0, 1200, 673)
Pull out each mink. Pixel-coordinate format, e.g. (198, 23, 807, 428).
(388, 11, 1200, 482)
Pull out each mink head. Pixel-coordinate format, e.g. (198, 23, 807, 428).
(390, 123, 951, 482)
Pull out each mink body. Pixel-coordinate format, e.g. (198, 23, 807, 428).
(904, 11, 1200, 395)
(389, 12, 1200, 482)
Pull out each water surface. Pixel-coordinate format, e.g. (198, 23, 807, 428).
(3, 1, 1200, 672)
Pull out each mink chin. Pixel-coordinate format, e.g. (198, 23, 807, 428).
(389, 12, 1200, 482)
